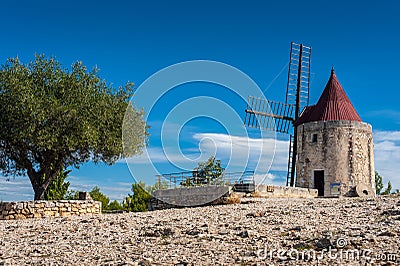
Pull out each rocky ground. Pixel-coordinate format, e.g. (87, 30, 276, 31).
(0, 196, 399, 265)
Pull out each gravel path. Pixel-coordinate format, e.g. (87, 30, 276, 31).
(1, 196, 399, 265)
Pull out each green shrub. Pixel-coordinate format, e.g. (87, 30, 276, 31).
(375, 171, 393, 195)
(123, 182, 151, 212)
(108, 200, 124, 211)
(44, 168, 71, 200)
(89, 186, 110, 211)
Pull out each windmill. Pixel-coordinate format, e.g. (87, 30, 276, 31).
(244, 42, 312, 186)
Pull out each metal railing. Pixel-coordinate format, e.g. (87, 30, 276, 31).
(154, 170, 255, 190)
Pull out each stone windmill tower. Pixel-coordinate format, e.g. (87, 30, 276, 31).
(294, 69, 375, 197)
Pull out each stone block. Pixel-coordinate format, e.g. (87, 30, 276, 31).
(14, 214, 26, 219)
(44, 211, 54, 216)
(35, 203, 45, 208)
(78, 192, 92, 200)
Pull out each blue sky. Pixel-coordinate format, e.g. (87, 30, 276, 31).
(1, 0, 399, 201)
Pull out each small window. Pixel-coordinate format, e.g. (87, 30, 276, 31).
(311, 133, 318, 143)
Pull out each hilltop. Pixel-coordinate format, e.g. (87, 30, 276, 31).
(1, 196, 399, 265)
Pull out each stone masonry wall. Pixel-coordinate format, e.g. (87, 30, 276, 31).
(0, 200, 101, 220)
(256, 185, 318, 198)
(296, 120, 375, 197)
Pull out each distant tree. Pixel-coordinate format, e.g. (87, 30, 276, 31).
(64, 189, 79, 200)
(0, 55, 148, 200)
(145, 179, 169, 193)
(375, 171, 393, 195)
(375, 171, 384, 195)
(123, 182, 151, 212)
(44, 167, 71, 200)
(190, 156, 223, 186)
(108, 200, 124, 211)
(64, 186, 125, 211)
(89, 186, 110, 211)
(382, 181, 392, 195)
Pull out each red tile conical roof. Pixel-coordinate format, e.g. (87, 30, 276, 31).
(295, 69, 361, 126)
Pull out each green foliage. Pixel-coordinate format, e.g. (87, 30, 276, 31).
(64, 190, 79, 200)
(108, 200, 124, 211)
(182, 156, 223, 186)
(375, 171, 384, 195)
(382, 181, 392, 195)
(145, 179, 169, 193)
(44, 168, 71, 200)
(0, 55, 148, 200)
(375, 171, 393, 195)
(89, 186, 110, 211)
(123, 182, 151, 212)
(87, 186, 124, 211)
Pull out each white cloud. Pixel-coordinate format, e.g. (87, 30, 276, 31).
(192, 133, 289, 172)
(0, 177, 33, 201)
(122, 147, 195, 164)
(1, 130, 398, 202)
(373, 131, 400, 191)
(374, 131, 400, 142)
(193, 131, 400, 191)
(124, 132, 291, 182)
(253, 173, 276, 184)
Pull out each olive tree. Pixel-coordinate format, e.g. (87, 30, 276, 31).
(0, 55, 147, 200)
(181, 156, 223, 186)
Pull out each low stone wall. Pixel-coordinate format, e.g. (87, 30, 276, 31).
(149, 186, 233, 210)
(152, 186, 232, 207)
(0, 200, 102, 220)
(255, 185, 318, 198)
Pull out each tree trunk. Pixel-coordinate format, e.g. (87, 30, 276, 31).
(26, 156, 64, 200)
(29, 170, 58, 200)
(33, 184, 46, 200)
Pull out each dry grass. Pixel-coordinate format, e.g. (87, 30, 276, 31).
(223, 194, 241, 204)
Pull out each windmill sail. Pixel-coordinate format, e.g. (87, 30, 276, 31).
(244, 96, 294, 134)
(286, 42, 312, 117)
(243, 42, 312, 187)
